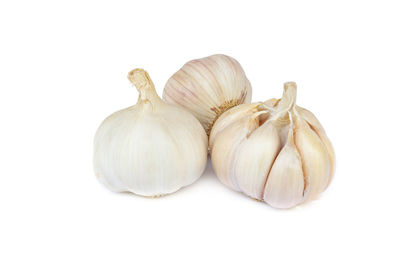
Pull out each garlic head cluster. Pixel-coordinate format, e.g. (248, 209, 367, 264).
(163, 54, 252, 135)
(93, 69, 208, 197)
(209, 82, 335, 208)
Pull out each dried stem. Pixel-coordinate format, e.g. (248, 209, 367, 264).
(271, 82, 297, 120)
(128, 69, 163, 106)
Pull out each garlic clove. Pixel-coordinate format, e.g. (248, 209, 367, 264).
(263, 129, 305, 208)
(296, 106, 336, 186)
(163, 54, 252, 135)
(211, 114, 259, 191)
(209, 103, 261, 149)
(293, 114, 331, 200)
(234, 120, 281, 200)
(296, 106, 326, 134)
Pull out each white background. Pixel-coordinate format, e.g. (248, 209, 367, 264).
(1, 0, 399, 266)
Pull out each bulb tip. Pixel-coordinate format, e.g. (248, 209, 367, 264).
(128, 68, 150, 88)
(284, 82, 297, 90)
(283, 82, 298, 102)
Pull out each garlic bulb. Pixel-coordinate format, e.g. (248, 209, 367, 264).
(93, 69, 208, 197)
(163, 54, 252, 135)
(209, 82, 335, 208)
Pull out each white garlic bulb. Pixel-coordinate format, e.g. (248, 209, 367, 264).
(209, 82, 335, 208)
(163, 54, 252, 135)
(93, 69, 208, 197)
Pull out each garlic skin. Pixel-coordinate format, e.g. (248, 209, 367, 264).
(209, 82, 335, 208)
(163, 54, 252, 135)
(93, 69, 208, 197)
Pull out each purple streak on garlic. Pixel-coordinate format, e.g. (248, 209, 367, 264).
(163, 54, 252, 136)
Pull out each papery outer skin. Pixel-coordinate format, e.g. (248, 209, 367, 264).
(94, 104, 208, 196)
(210, 115, 259, 191)
(163, 54, 252, 135)
(296, 106, 336, 185)
(209, 103, 261, 148)
(264, 98, 279, 107)
(293, 114, 330, 200)
(234, 121, 281, 199)
(263, 129, 305, 208)
(94, 69, 208, 197)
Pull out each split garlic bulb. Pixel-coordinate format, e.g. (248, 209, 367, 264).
(209, 82, 335, 208)
(163, 54, 252, 135)
(93, 69, 208, 197)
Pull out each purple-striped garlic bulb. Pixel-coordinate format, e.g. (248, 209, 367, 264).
(163, 54, 252, 136)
